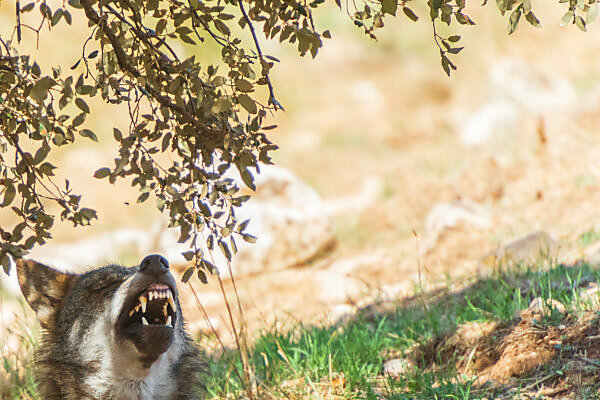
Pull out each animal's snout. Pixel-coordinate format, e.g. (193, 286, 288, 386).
(140, 254, 170, 276)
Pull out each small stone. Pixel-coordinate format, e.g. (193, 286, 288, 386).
(480, 231, 557, 269)
(519, 297, 566, 320)
(578, 283, 600, 310)
(383, 358, 412, 378)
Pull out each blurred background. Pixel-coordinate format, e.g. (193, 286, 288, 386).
(2, 0, 600, 343)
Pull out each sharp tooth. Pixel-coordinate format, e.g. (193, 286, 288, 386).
(167, 290, 173, 299)
(162, 302, 168, 316)
(142, 316, 149, 326)
(166, 315, 172, 327)
(129, 309, 135, 317)
(140, 296, 147, 313)
(168, 297, 176, 312)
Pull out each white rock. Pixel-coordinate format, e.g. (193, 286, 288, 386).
(519, 297, 566, 320)
(459, 100, 520, 147)
(458, 58, 577, 150)
(480, 231, 557, 268)
(578, 283, 600, 310)
(383, 358, 413, 377)
(327, 304, 357, 325)
(422, 198, 491, 253)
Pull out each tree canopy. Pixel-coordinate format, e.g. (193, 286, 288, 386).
(0, 0, 595, 279)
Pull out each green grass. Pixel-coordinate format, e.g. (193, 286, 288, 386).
(1, 318, 39, 400)
(579, 228, 600, 247)
(4, 260, 600, 399)
(201, 260, 600, 399)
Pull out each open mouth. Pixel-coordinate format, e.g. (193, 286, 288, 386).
(123, 283, 177, 329)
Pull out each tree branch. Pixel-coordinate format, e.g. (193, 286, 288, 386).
(79, 0, 224, 142)
(237, 0, 284, 111)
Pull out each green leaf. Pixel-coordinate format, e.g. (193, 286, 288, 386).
(94, 168, 111, 179)
(51, 9, 63, 26)
(575, 15, 587, 30)
(447, 47, 464, 54)
(238, 94, 257, 114)
(508, 7, 522, 34)
(182, 251, 195, 261)
(525, 11, 540, 26)
(402, 7, 419, 21)
(240, 168, 256, 191)
(442, 56, 451, 77)
(218, 240, 232, 261)
(382, 0, 398, 16)
(21, 2, 35, 12)
(1, 253, 11, 275)
(0, 183, 16, 207)
(197, 269, 208, 284)
(560, 10, 574, 27)
(156, 19, 168, 35)
(237, 219, 250, 233)
(63, 10, 72, 24)
(39, 162, 57, 176)
(235, 79, 254, 92)
(242, 233, 257, 243)
(80, 129, 98, 142)
(181, 266, 194, 283)
(201, 259, 218, 275)
(72, 113, 86, 128)
(137, 192, 150, 203)
(587, 3, 598, 23)
(33, 143, 50, 165)
(30, 77, 56, 103)
(75, 98, 90, 113)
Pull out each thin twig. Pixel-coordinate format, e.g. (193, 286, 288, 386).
(237, 0, 284, 110)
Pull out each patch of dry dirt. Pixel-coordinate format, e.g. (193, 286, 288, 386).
(414, 313, 600, 398)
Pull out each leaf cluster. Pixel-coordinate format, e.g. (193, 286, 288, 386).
(0, 0, 596, 279)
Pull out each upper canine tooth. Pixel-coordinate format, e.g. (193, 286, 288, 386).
(140, 296, 147, 313)
(168, 297, 176, 312)
(142, 316, 149, 326)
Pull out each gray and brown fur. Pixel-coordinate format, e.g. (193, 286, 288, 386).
(17, 255, 205, 399)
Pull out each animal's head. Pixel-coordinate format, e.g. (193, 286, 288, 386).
(17, 255, 184, 375)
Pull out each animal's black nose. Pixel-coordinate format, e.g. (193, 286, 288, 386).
(140, 254, 169, 275)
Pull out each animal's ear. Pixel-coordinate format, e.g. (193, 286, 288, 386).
(16, 259, 77, 329)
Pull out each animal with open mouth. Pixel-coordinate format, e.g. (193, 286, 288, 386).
(16, 254, 205, 399)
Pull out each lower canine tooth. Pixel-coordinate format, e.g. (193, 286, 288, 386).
(142, 317, 149, 326)
(166, 316, 172, 327)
